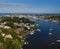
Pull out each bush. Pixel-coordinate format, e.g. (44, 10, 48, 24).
(5, 22, 16, 29)
(0, 34, 4, 43)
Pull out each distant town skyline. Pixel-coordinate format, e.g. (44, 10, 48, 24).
(0, 0, 60, 13)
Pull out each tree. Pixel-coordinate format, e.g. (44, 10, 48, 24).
(5, 22, 16, 29)
(2, 28, 24, 49)
(4, 38, 13, 49)
(12, 17, 20, 23)
(0, 34, 4, 43)
(1, 17, 12, 22)
(19, 17, 35, 23)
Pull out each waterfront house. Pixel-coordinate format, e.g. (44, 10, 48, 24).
(16, 27, 25, 34)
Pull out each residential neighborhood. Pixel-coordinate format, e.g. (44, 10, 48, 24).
(0, 15, 37, 49)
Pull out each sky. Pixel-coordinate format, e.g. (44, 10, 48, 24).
(0, 0, 60, 13)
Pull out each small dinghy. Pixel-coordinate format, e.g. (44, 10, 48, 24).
(49, 28, 53, 31)
(24, 41, 29, 45)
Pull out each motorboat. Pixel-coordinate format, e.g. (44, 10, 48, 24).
(29, 31, 35, 35)
(45, 20, 48, 22)
(49, 33, 52, 35)
(24, 41, 29, 45)
(36, 29, 41, 32)
(56, 40, 60, 42)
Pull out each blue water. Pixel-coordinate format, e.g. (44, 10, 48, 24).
(23, 18, 60, 49)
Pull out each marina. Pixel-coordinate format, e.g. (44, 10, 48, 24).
(23, 18, 60, 49)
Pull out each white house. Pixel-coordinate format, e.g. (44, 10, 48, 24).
(19, 23, 24, 26)
(3, 22, 7, 25)
(26, 26, 30, 30)
(1, 33, 5, 37)
(4, 26, 11, 29)
(1, 33, 13, 39)
(30, 24, 35, 27)
(5, 34, 13, 39)
(14, 23, 18, 26)
(0, 25, 4, 28)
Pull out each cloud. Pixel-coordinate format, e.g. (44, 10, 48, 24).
(0, 2, 31, 7)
